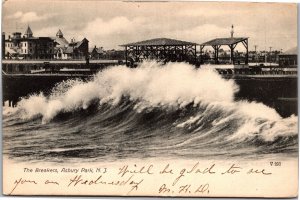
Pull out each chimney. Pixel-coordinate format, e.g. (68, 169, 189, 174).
(230, 25, 234, 38)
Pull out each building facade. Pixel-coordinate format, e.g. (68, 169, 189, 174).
(53, 30, 89, 60)
(4, 26, 55, 59)
(4, 27, 89, 60)
(278, 47, 297, 68)
(90, 45, 104, 59)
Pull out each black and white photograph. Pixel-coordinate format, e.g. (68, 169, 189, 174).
(2, 0, 298, 197)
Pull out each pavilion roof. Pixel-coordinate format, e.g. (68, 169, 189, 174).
(121, 38, 198, 47)
(200, 37, 248, 46)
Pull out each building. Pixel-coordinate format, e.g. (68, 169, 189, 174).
(4, 27, 89, 60)
(278, 47, 297, 68)
(52, 29, 70, 59)
(4, 26, 55, 59)
(89, 45, 104, 59)
(68, 38, 89, 59)
(53, 30, 89, 60)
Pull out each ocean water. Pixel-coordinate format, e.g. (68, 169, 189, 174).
(2, 61, 298, 163)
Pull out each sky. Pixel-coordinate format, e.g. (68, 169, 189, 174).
(2, 0, 298, 51)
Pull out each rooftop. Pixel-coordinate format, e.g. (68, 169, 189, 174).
(65, 47, 74, 54)
(89, 46, 104, 54)
(24, 26, 33, 36)
(69, 38, 89, 48)
(121, 38, 198, 47)
(56, 29, 64, 38)
(53, 36, 69, 48)
(200, 37, 248, 46)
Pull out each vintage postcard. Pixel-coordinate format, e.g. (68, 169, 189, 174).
(2, 0, 298, 197)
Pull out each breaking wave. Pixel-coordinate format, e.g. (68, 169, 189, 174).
(3, 61, 298, 161)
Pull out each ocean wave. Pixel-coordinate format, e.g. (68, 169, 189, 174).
(3, 61, 298, 151)
(14, 61, 238, 122)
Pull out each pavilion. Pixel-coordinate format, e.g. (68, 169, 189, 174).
(200, 37, 249, 64)
(120, 38, 198, 66)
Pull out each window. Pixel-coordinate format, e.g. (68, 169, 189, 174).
(25, 43, 26, 47)
(25, 49, 26, 53)
(29, 43, 32, 47)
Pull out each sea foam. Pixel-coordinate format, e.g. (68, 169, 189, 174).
(7, 60, 298, 143)
(16, 61, 238, 122)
